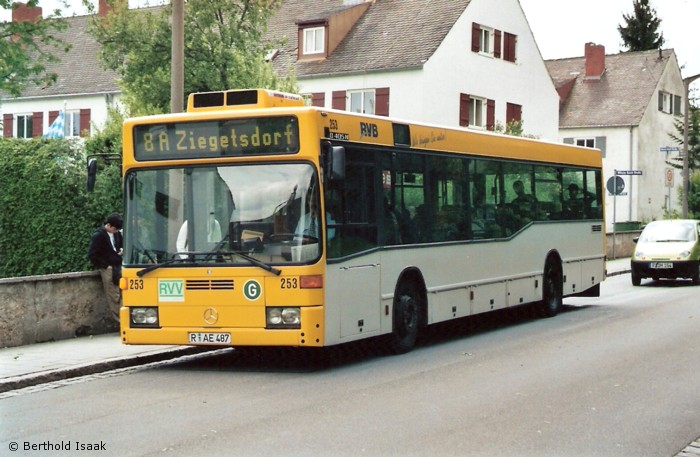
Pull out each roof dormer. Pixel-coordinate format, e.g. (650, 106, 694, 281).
(296, 1, 372, 61)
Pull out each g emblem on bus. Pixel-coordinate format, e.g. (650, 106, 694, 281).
(243, 280, 262, 301)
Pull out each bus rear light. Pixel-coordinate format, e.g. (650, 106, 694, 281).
(300, 275, 323, 289)
(266, 307, 301, 329)
(130, 307, 159, 328)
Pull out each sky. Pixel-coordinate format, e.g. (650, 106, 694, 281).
(2, 0, 699, 77)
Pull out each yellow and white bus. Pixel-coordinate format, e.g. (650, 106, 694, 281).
(117, 88, 605, 354)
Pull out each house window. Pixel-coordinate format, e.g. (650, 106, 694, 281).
(660, 92, 683, 115)
(349, 89, 375, 114)
(17, 114, 33, 138)
(470, 97, 486, 128)
(303, 27, 325, 55)
(565, 136, 606, 157)
(66, 110, 80, 137)
(473, 23, 516, 61)
(506, 103, 522, 123)
(479, 27, 493, 55)
(576, 138, 595, 148)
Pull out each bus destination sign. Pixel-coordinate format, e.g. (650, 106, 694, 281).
(133, 116, 299, 160)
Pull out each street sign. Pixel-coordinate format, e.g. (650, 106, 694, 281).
(660, 146, 680, 153)
(615, 170, 642, 176)
(606, 176, 625, 195)
(665, 168, 674, 187)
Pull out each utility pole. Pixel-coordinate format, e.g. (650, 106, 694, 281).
(170, 0, 185, 113)
(682, 73, 700, 218)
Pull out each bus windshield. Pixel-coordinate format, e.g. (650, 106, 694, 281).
(124, 163, 321, 267)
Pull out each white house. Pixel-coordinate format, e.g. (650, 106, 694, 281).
(546, 44, 686, 230)
(265, 0, 560, 139)
(0, 1, 121, 140)
(2, 0, 559, 141)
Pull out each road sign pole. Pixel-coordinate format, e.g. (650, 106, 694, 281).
(612, 170, 617, 259)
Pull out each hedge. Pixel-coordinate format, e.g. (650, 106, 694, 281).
(0, 137, 122, 278)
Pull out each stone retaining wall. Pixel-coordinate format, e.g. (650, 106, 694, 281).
(606, 230, 641, 260)
(0, 271, 114, 348)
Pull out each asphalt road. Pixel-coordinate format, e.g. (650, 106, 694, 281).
(2, 274, 699, 457)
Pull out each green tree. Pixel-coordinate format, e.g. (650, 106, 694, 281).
(667, 104, 700, 171)
(688, 171, 700, 218)
(0, 0, 70, 98)
(84, 0, 296, 114)
(666, 99, 700, 218)
(0, 137, 121, 277)
(618, 0, 665, 52)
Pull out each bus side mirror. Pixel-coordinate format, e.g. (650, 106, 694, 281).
(327, 146, 345, 182)
(86, 158, 98, 192)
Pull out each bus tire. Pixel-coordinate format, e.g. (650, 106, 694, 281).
(388, 281, 421, 355)
(538, 257, 563, 318)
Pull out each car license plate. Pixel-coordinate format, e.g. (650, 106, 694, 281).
(650, 262, 673, 269)
(188, 332, 231, 345)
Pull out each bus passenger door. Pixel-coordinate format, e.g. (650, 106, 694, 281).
(324, 146, 381, 342)
(326, 254, 381, 341)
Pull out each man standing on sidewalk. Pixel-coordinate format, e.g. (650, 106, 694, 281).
(88, 213, 123, 327)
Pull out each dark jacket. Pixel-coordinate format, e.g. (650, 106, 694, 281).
(88, 227, 123, 269)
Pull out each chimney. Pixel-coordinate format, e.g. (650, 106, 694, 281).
(584, 43, 605, 81)
(11, 2, 42, 23)
(99, 0, 127, 17)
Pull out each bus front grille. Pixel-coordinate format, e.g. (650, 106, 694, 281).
(186, 280, 235, 290)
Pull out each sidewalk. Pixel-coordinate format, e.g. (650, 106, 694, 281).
(0, 336, 208, 394)
(1, 258, 632, 393)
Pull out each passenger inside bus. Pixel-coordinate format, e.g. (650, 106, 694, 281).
(509, 179, 534, 228)
(176, 209, 222, 256)
(564, 183, 583, 218)
(294, 195, 335, 241)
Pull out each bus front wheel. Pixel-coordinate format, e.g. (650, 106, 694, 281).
(538, 258, 563, 318)
(388, 282, 421, 354)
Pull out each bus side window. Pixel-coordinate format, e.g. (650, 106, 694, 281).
(327, 148, 378, 258)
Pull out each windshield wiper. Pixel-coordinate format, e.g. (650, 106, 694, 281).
(203, 235, 281, 275)
(137, 256, 191, 277)
(137, 250, 282, 277)
(217, 250, 282, 276)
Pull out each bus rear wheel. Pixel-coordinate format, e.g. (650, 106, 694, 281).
(388, 282, 421, 354)
(538, 259, 563, 318)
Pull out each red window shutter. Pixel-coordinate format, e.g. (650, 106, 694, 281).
(506, 103, 522, 123)
(332, 91, 346, 110)
(494, 30, 502, 59)
(311, 92, 325, 107)
(486, 99, 495, 131)
(32, 111, 42, 137)
(375, 87, 390, 116)
(3, 114, 13, 137)
(79, 109, 91, 137)
(471, 23, 481, 52)
(504, 32, 517, 62)
(459, 93, 470, 127)
(48, 110, 59, 126)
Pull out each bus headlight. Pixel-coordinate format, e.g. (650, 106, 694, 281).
(266, 307, 301, 329)
(130, 307, 159, 328)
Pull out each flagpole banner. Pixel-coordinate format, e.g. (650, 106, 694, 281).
(43, 112, 65, 139)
